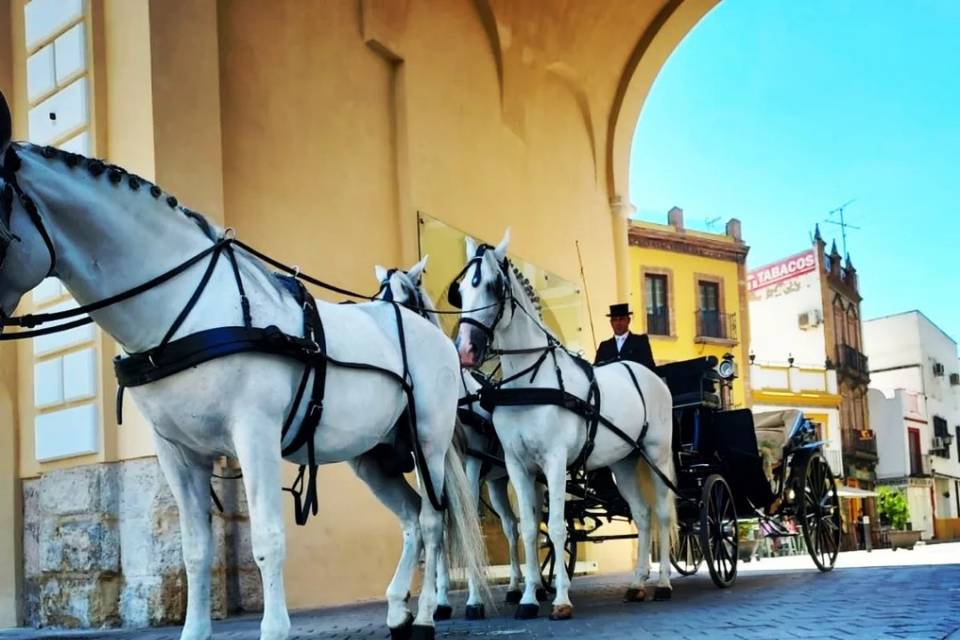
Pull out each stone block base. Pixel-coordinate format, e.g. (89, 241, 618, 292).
(22, 458, 260, 629)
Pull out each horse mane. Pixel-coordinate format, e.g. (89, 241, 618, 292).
(15, 143, 285, 293)
(509, 263, 542, 319)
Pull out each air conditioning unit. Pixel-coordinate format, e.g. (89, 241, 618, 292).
(933, 362, 945, 377)
(798, 309, 823, 330)
(931, 436, 945, 452)
(950, 373, 960, 386)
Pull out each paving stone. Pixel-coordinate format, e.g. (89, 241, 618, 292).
(1, 562, 959, 639)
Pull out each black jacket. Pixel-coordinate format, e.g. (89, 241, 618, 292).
(594, 332, 656, 371)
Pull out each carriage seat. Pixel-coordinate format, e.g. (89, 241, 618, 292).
(752, 409, 804, 485)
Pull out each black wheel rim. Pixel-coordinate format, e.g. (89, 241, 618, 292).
(670, 526, 703, 576)
(801, 454, 841, 571)
(700, 476, 737, 588)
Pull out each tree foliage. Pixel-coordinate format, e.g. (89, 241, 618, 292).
(877, 486, 910, 530)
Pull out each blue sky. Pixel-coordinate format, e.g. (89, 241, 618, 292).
(630, 0, 960, 343)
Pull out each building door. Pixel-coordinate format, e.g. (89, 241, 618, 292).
(908, 428, 922, 476)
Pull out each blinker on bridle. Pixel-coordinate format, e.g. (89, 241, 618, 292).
(448, 243, 511, 340)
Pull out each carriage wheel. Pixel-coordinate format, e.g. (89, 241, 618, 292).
(670, 522, 703, 576)
(799, 452, 841, 572)
(540, 522, 578, 590)
(699, 475, 738, 588)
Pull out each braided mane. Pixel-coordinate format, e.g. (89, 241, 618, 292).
(14, 143, 218, 242)
(510, 263, 542, 319)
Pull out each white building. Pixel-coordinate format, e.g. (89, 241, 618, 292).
(864, 311, 960, 541)
(748, 230, 877, 550)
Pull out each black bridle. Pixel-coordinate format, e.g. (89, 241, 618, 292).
(447, 244, 513, 341)
(0, 146, 56, 278)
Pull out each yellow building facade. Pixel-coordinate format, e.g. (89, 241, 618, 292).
(0, 0, 720, 629)
(627, 208, 751, 407)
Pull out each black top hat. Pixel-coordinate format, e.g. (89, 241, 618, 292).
(606, 303, 632, 317)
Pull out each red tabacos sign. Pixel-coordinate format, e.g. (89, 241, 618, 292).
(748, 250, 816, 292)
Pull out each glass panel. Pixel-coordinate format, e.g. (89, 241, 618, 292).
(698, 281, 719, 312)
(416, 213, 585, 354)
(645, 274, 669, 335)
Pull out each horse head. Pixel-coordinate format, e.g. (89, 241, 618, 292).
(0, 90, 54, 325)
(374, 255, 429, 311)
(452, 228, 511, 368)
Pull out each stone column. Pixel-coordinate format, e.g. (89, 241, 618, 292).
(610, 196, 635, 304)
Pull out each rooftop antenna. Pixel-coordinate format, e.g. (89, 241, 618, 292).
(705, 216, 722, 232)
(824, 198, 860, 258)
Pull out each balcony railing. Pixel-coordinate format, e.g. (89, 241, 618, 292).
(842, 428, 878, 459)
(837, 344, 870, 381)
(694, 310, 737, 341)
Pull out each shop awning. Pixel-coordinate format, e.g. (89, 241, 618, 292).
(837, 485, 879, 498)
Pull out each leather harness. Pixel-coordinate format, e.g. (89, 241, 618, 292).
(0, 143, 448, 525)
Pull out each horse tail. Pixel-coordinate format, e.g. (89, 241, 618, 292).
(442, 442, 491, 603)
(636, 450, 678, 548)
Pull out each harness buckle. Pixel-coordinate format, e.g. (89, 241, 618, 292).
(148, 354, 157, 368)
(308, 401, 323, 417)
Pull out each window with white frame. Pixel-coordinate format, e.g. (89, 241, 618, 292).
(23, 0, 99, 461)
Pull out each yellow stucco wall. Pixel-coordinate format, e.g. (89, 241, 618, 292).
(2, 0, 719, 617)
(629, 223, 751, 407)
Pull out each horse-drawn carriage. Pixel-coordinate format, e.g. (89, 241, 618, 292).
(538, 354, 842, 590)
(1, 78, 836, 635)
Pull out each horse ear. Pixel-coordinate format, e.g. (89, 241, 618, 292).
(493, 228, 511, 261)
(465, 236, 478, 260)
(0, 90, 11, 154)
(374, 264, 388, 283)
(407, 255, 428, 283)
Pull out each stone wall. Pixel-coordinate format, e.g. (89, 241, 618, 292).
(22, 458, 260, 629)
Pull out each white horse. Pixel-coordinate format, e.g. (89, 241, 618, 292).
(452, 230, 676, 620)
(0, 92, 484, 640)
(374, 258, 536, 618)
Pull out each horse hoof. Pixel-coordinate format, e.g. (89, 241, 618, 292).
(433, 605, 453, 621)
(536, 587, 551, 602)
(549, 604, 574, 621)
(465, 604, 486, 620)
(389, 613, 415, 640)
(653, 587, 672, 601)
(623, 587, 647, 603)
(410, 624, 435, 640)
(515, 603, 539, 620)
(505, 589, 523, 605)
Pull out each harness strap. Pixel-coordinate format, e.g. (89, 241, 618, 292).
(155, 241, 225, 358)
(225, 244, 253, 328)
(2, 240, 225, 330)
(390, 301, 447, 512)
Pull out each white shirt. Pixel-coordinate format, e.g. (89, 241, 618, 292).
(615, 332, 629, 353)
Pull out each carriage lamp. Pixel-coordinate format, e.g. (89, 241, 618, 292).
(718, 354, 737, 379)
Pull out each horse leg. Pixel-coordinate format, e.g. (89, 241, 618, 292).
(348, 453, 421, 635)
(487, 476, 522, 603)
(653, 466, 675, 599)
(434, 545, 452, 621)
(542, 453, 573, 620)
(415, 493, 443, 636)
(462, 454, 485, 618)
(232, 424, 291, 640)
(610, 457, 651, 603)
(503, 455, 542, 619)
(151, 434, 214, 640)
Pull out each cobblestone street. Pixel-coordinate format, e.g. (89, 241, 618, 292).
(3, 544, 959, 640)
